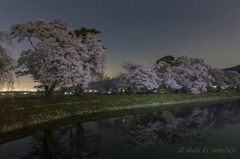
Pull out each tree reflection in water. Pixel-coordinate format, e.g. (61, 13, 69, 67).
(20, 123, 107, 159)
(97, 102, 240, 151)
(14, 101, 240, 158)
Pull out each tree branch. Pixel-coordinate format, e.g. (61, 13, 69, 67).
(27, 35, 36, 50)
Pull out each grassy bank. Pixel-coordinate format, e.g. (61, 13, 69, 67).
(0, 94, 240, 145)
(0, 91, 240, 136)
(1, 91, 240, 112)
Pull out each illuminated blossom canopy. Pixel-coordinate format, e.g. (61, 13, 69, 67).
(12, 19, 106, 89)
(0, 31, 16, 90)
(209, 68, 228, 87)
(224, 70, 240, 86)
(122, 61, 160, 91)
(153, 61, 182, 91)
(170, 56, 214, 94)
(111, 72, 128, 94)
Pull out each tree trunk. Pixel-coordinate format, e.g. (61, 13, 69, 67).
(79, 87, 84, 95)
(45, 86, 49, 98)
(74, 88, 78, 95)
(206, 86, 211, 92)
(237, 85, 240, 93)
(75, 84, 84, 96)
(217, 86, 222, 92)
(179, 89, 181, 93)
(48, 80, 58, 97)
(122, 89, 125, 95)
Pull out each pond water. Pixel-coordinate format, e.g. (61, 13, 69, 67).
(1, 100, 240, 159)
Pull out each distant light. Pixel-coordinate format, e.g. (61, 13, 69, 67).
(123, 90, 125, 92)
(108, 92, 110, 94)
(95, 90, 97, 92)
(64, 92, 67, 94)
(70, 92, 72, 94)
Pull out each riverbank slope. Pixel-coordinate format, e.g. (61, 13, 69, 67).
(1, 92, 240, 135)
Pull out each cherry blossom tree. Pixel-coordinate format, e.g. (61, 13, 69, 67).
(0, 31, 16, 90)
(111, 72, 128, 95)
(16, 31, 92, 97)
(224, 70, 240, 92)
(10, 19, 73, 48)
(122, 61, 160, 94)
(153, 61, 182, 93)
(209, 68, 228, 92)
(171, 56, 214, 94)
(74, 27, 107, 94)
(122, 60, 145, 72)
(11, 19, 107, 97)
(73, 32, 107, 95)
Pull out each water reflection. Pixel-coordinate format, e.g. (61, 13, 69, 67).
(1, 101, 240, 158)
(97, 101, 240, 151)
(19, 123, 107, 159)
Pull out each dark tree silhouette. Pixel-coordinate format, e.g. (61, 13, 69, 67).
(156, 55, 175, 66)
(74, 27, 107, 49)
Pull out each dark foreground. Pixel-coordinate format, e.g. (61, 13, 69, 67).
(1, 100, 240, 159)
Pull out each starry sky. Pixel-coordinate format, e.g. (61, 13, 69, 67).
(1, 0, 240, 90)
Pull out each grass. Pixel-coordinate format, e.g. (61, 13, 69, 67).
(0, 95, 240, 145)
(0, 91, 239, 112)
(0, 91, 239, 128)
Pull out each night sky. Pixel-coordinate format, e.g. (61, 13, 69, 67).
(1, 0, 240, 90)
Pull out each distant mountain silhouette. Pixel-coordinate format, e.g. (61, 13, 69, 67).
(222, 65, 240, 74)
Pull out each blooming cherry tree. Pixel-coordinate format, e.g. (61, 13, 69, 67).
(111, 72, 128, 95)
(122, 60, 146, 72)
(224, 70, 240, 92)
(153, 61, 182, 92)
(209, 68, 228, 91)
(171, 56, 214, 94)
(12, 19, 107, 97)
(0, 31, 16, 90)
(10, 19, 73, 47)
(78, 32, 107, 77)
(34, 32, 92, 88)
(122, 61, 160, 94)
